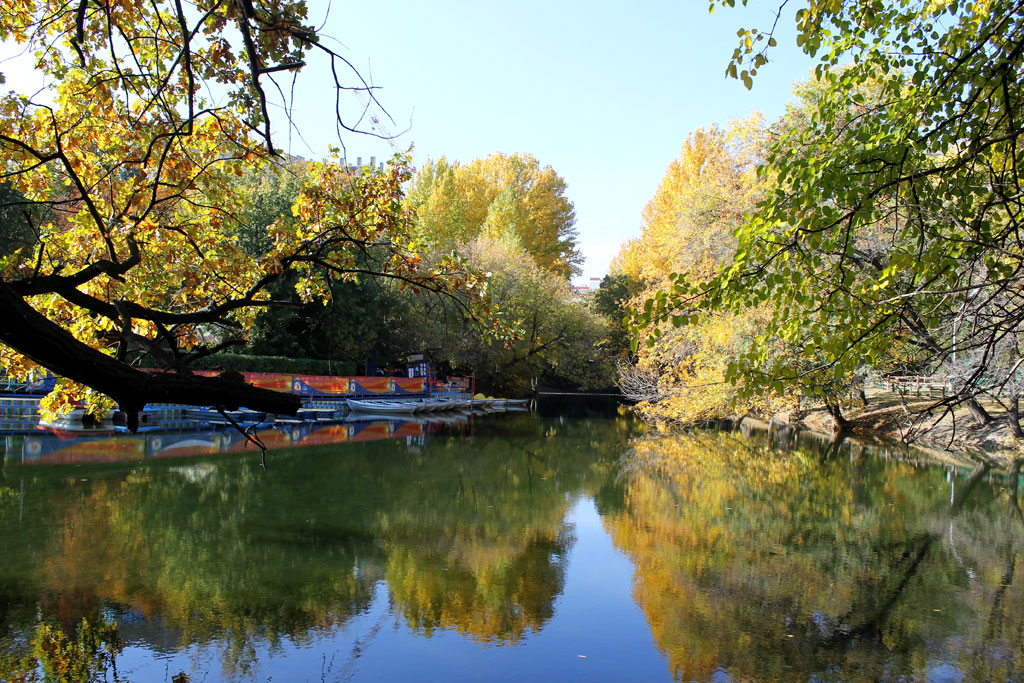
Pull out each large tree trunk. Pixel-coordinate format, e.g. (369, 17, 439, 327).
(826, 402, 853, 435)
(966, 397, 993, 426)
(0, 283, 300, 430)
(1008, 397, 1023, 439)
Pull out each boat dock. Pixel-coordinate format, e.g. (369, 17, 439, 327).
(0, 371, 531, 434)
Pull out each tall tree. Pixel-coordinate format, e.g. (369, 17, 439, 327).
(619, 118, 771, 424)
(634, 121, 763, 285)
(408, 152, 582, 278)
(646, 0, 1024, 435)
(0, 1, 494, 425)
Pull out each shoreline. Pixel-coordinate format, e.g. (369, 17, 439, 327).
(783, 388, 1023, 468)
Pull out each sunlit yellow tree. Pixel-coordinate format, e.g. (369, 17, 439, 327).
(407, 152, 582, 278)
(618, 118, 775, 423)
(0, 0, 495, 426)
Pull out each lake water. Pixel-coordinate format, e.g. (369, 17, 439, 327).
(1, 410, 1022, 682)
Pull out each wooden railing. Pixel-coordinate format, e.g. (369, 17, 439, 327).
(879, 375, 951, 397)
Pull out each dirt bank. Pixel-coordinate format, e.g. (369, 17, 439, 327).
(793, 388, 1024, 468)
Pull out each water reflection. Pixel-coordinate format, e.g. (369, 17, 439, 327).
(0, 416, 1021, 681)
(0, 414, 637, 679)
(0, 411, 474, 465)
(607, 429, 1024, 682)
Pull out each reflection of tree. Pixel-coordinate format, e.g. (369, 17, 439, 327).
(372, 418, 622, 643)
(941, 470, 1024, 682)
(0, 617, 124, 683)
(35, 471, 382, 678)
(0, 416, 638, 673)
(606, 431, 1024, 682)
(386, 532, 571, 644)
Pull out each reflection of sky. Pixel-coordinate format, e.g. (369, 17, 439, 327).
(113, 497, 672, 683)
(924, 661, 965, 683)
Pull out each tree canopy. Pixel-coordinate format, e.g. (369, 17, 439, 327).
(0, 0, 494, 424)
(617, 118, 772, 424)
(401, 236, 614, 395)
(407, 153, 582, 278)
(639, 0, 1024, 435)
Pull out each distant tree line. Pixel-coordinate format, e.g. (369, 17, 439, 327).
(232, 153, 622, 395)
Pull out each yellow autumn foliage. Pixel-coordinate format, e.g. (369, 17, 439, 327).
(617, 116, 781, 423)
(0, 1, 498, 418)
(407, 153, 581, 278)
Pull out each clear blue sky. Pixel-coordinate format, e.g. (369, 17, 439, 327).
(281, 0, 815, 284)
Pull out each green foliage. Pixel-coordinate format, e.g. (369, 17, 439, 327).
(231, 156, 606, 382)
(647, 0, 1024, 415)
(592, 273, 634, 360)
(0, 182, 42, 261)
(224, 159, 412, 370)
(245, 273, 405, 368)
(230, 158, 309, 257)
(402, 237, 615, 394)
(188, 352, 357, 376)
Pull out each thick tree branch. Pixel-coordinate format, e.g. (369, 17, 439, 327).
(0, 282, 299, 428)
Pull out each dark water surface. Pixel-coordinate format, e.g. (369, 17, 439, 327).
(1, 412, 1022, 682)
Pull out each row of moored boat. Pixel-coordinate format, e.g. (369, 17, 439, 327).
(345, 397, 529, 414)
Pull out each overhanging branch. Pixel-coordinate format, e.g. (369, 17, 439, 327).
(0, 281, 300, 427)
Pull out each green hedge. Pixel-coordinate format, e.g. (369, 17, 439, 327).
(188, 354, 359, 377)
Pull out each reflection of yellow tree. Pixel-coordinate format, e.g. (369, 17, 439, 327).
(376, 421, 621, 643)
(385, 532, 569, 645)
(40, 481, 137, 631)
(607, 431, 1024, 681)
(0, 617, 124, 683)
(36, 467, 382, 678)
(13, 416, 638, 669)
